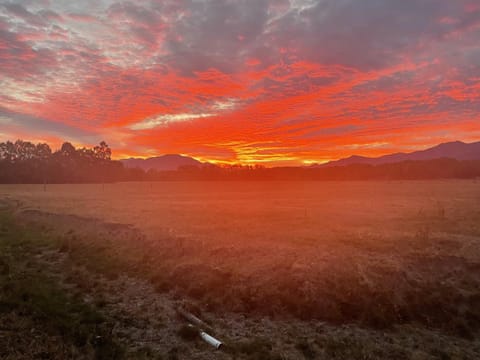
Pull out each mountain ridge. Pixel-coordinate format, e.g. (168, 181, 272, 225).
(120, 140, 480, 170)
(318, 141, 480, 167)
(120, 154, 202, 171)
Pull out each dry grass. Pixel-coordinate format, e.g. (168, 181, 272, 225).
(2, 180, 478, 245)
(1, 180, 480, 357)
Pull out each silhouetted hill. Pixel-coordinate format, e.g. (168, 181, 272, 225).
(320, 141, 480, 167)
(2, 139, 480, 183)
(120, 154, 202, 171)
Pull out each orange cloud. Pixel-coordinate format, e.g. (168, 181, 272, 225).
(0, 1, 479, 165)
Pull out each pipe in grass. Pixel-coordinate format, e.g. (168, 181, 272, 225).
(199, 330, 223, 349)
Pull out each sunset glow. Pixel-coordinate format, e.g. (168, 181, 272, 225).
(1, 0, 480, 165)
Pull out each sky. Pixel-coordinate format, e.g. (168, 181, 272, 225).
(0, 0, 479, 165)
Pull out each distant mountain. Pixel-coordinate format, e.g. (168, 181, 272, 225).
(320, 141, 480, 167)
(121, 154, 202, 171)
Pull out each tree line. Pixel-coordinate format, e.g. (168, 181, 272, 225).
(1, 139, 480, 184)
(147, 158, 480, 181)
(0, 140, 125, 183)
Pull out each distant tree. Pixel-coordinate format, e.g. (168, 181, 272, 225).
(12, 140, 34, 161)
(92, 141, 111, 189)
(35, 143, 52, 191)
(93, 141, 111, 160)
(35, 143, 52, 160)
(60, 142, 76, 157)
(0, 141, 15, 162)
(77, 147, 95, 162)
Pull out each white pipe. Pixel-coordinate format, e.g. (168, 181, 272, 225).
(199, 331, 223, 349)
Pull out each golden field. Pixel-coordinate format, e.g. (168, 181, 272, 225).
(2, 180, 480, 246)
(1, 180, 480, 359)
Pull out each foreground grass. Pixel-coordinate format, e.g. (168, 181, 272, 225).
(42, 207, 480, 338)
(6, 202, 480, 359)
(0, 209, 124, 359)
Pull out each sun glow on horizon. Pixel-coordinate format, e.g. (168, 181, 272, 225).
(0, 1, 479, 164)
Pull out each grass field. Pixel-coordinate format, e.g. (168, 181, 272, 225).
(1, 180, 480, 358)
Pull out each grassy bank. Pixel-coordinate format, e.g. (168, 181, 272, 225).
(0, 209, 124, 359)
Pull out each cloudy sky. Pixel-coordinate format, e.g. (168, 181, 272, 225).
(1, 0, 479, 165)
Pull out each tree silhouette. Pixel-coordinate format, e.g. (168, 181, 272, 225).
(93, 141, 111, 160)
(1, 139, 480, 183)
(35, 143, 52, 191)
(0, 140, 124, 184)
(60, 142, 76, 157)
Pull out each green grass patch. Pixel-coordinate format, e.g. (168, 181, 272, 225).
(0, 209, 124, 359)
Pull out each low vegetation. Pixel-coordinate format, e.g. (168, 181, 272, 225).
(0, 209, 124, 359)
(1, 180, 480, 358)
(23, 207, 480, 339)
